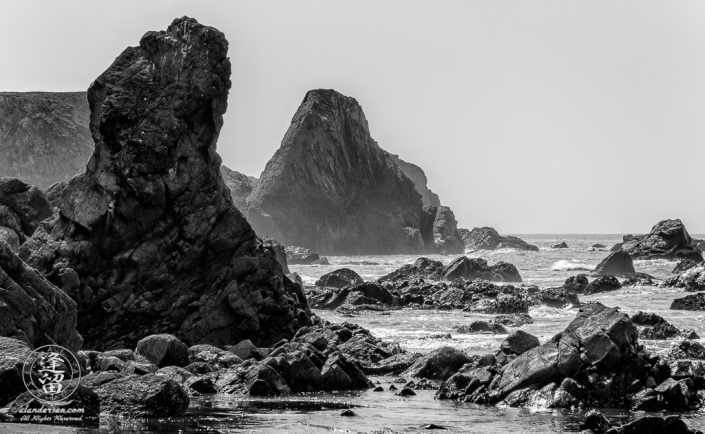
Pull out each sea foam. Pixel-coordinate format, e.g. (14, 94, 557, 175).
(551, 260, 595, 272)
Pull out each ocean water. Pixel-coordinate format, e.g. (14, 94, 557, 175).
(12, 234, 705, 434)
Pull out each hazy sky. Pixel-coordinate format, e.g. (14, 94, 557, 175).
(2, 1, 704, 233)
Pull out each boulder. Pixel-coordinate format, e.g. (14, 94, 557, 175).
(307, 287, 351, 310)
(459, 227, 538, 252)
(8, 385, 100, 421)
(0, 178, 53, 245)
(215, 361, 291, 396)
(315, 268, 363, 288)
(592, 244, 607, 249)
(95, 373, 189, 417)
(594, 251, 635, 276)
(17, 17, 307, 350)
(563, 274, 589, 293)
(500, 330, 540, 356)
(378, 257, 444, 282)
(455, 321, 508, 334)
(441, 257, 522, 283)
(669, 340, 705, 360)
(619, 219, 703, 262)
(0, 240, 82, 351)
(673, 259, 699, 274)
(350, 282, 393, 305)
(631, 311, 682, 340)
(551, 241, 568, 249)
(580, 409, 611, 434)
(402, 347, 473, 381)
(135, 334, 189, 368)
(285, 246, 320, 264)
(584, 275, 622, 295)
(492, 313, 534, 327)
(246, 89, 427, 255)
(229, 339, 260, 360)
(664, 265, 705, 292)
(671, 292, 705, 311)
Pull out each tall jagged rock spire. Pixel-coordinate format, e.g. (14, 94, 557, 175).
(20, 17, 308, 350)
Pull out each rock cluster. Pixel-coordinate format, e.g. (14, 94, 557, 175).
(435, 303, 705, 412)
(631, 311, 698, 340)
(458, 227, 538, 252)
(664, 264, 705, 292)
(0, 178, 53, 252)
(17, 17, 307, 350)
(611, 219, 703, 262)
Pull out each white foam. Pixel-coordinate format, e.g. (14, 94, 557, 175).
(551, 260, 595, 272)
(300, 275, 318, 285)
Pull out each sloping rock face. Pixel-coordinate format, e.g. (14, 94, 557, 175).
(459, 227, 538, 252)
(18, 17, 307, 350)
(0, 178, 53, 249)
(613, 220, 703, 262)
(220, 166, 254, 210)
(247, 89, 425, 255)
(421, 206, 464, 254)
(0, 92, 93, 189)
(388, 154, 440, 207)
(594, 251, 635, 276)
(0, 241, 82, 351)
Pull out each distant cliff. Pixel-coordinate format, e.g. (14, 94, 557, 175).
(389, 154, 441, 207)
(0, 92, 93, 188)
(248, 89, 428, 255)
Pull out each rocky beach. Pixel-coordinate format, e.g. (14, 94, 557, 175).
(1, 12, 705, 434)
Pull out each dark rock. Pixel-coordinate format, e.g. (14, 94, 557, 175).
(378, 257, 444, 282)
(669, 340, 705, 360)
(363, 353, 422, 375)
(665, 265, 705, 292)
(315, 268, 363, 288)
(350, 282, 393, 305)
(533, 287, 581, 309)
(188, 344, 242, 368)
(260, 236, 289, 274)
(441, 257, 522, 283)
(389, 384, 398, 391)
(247, 89, 427, 255)
(402, 347, 473, 381)
(594, 251, 635, 276)
(229, 339, 261, 360)
(0, 93, 93, 190)
(373, 386, 384, 391)
(605, 415, 700, 434)
(0, 241, 82, 351)
(563, 274, 589, 293)
(501, 330, 540, 355)
(621, 272, 660, 287)
(396, 387, 416, 397)
(311, 257, 330, 265)
(8, 385, 100, 421)
(459, 227, 538, 252)
(455, 321, 508, 334)
(135, 334, 189, 368)
(584, 275, 622, 295)
(420, 206, 465, 254)
(674, 259, 700, 274)
(0, 178, 52, 247)
(580, 409, 612, 434)
(671, 292, 705, 310)
(631, 311, 681, 340)
(320, 353, 373, 390)
(551, 241, 568, 249)
(215, 361, 291, 396)
(424, 424, 446, 430)
(95, 373, 189, 417)
(592, 244, 607, 249)
(308, 287, 351, 310)
(620, 219, 704, 262)
(285, 246, 320, 264)
(340, 409, 356, 417)
(17, 17, 306, 350)
(0, 337, 33, 406)
(389, 154, 441, 207)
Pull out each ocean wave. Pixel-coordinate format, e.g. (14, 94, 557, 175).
(551, 260, 595, 272)
(300, 275, 318, 285)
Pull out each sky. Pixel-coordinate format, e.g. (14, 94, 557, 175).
(1, 0, 704, 234)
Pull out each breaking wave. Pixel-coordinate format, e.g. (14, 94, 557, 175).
(550, 260, 595, 272)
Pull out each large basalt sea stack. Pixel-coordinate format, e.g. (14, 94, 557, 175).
(0, 92, 93, 189)
(19, 17, 307, 350)
(247, 89, 427, 255)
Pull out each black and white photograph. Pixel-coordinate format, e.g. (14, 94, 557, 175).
(1, 1, 704, 433)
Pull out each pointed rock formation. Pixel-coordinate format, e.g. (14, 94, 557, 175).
(247, 89, 426, 254)
(0, 92, 93, 189)
(421, 206, 465, 254)
(388, 154, 440, 207)
(611, 219, 703, 262)
(19, 17, 308, 350)
(220, 166, 254, 210)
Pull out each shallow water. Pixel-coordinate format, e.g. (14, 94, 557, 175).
(7, 234, 705, 433)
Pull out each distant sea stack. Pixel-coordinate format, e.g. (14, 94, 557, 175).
(19, 17, 308, 349)
(388, 154, 440, 207)
(247, 89, 463, 255)
(0, 92, 93, 188)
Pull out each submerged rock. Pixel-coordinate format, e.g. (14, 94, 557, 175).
(551, 241, 568, 249)
(458, 227, 538, 252)
(671, 292, 705, 311)
(18, 17, 307, 350)
(285, 246, 320, 264)
(584, 275, 622, 295)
